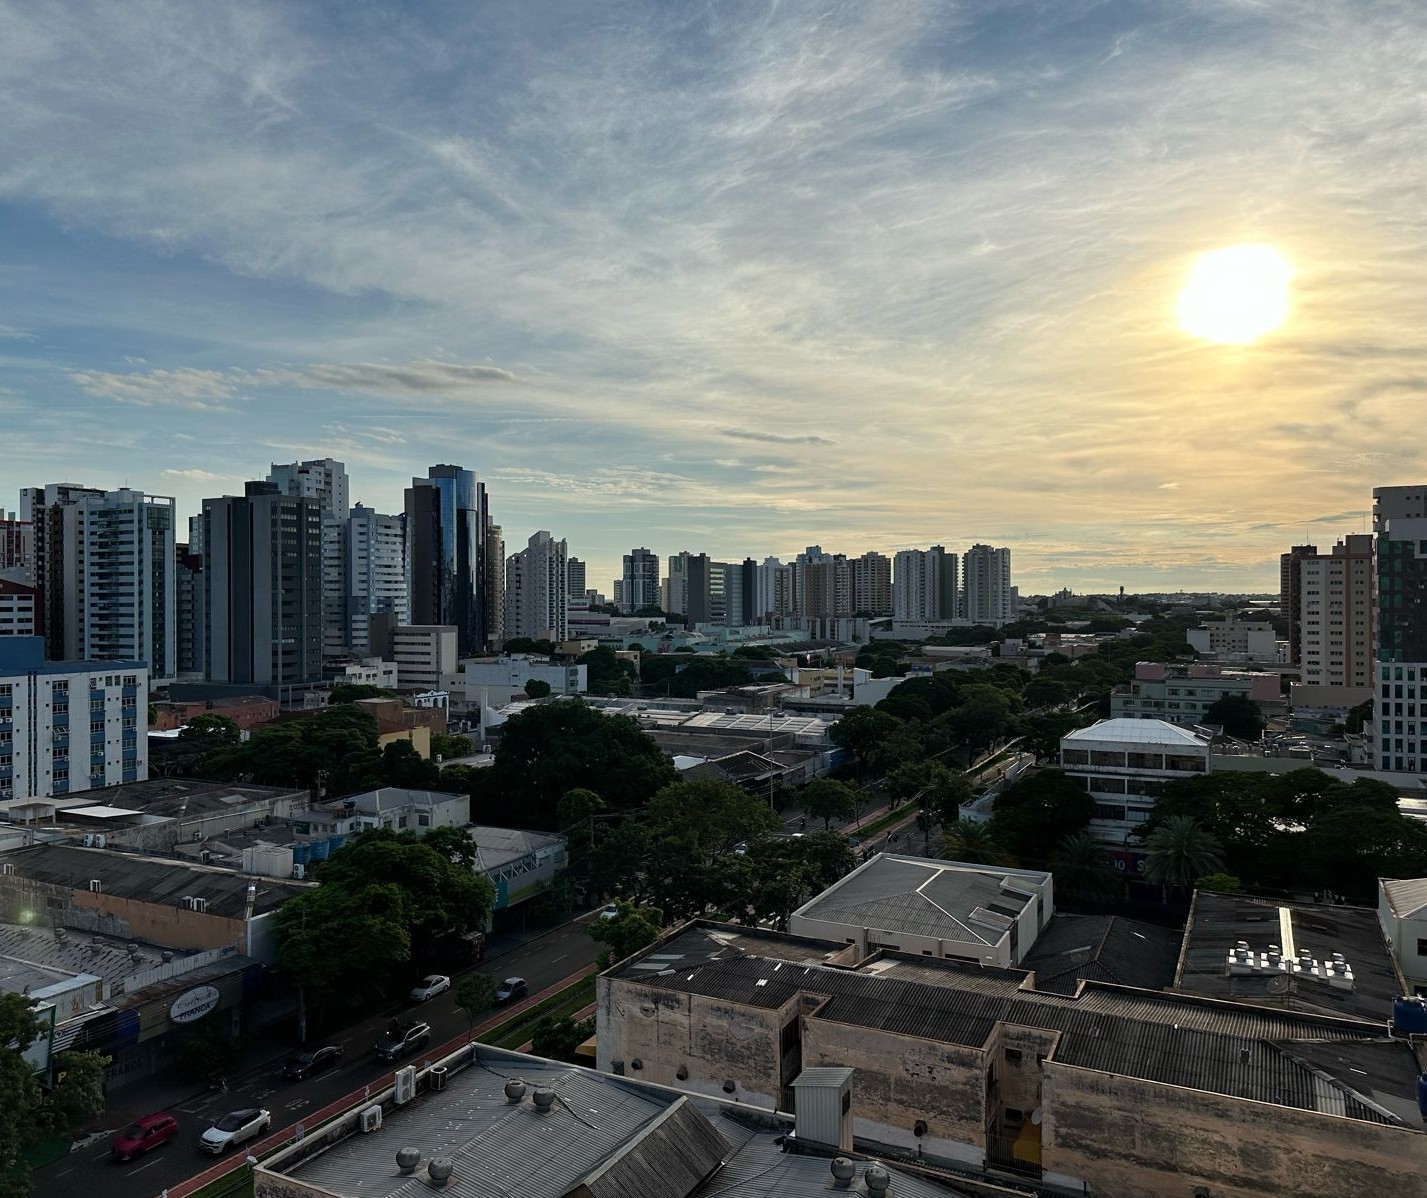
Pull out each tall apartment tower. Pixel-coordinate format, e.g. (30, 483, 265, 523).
(405, 465, 490, 657)
(621, 548, 660, 613)
(20, 483, 104, 660)
(175, 541, 203, 676)
(267, 459, 350, 660)
(504, 531, 568, 643)
(344, 504, 409, 656)
(664, 552, 691, 617)
(752, 557, 793, 624)
(61, 490, 177, 684)
(963, 544, 1013, 624)
(849, 551, 892, 616)
(566, 557, 587, 603)
(1373, 486, 1427, 773)
(1280, 543, 1319, 665)
(201, 482, 324, 688)
(1298, 535, 1374, 689)
(0, 512, 34, 585)
(893, 546, 959, 621)
(485, 521, 505, 646)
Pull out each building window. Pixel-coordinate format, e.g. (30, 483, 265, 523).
(1004, 1048, 1022, 1064)
(1416, 939, 1427, 958)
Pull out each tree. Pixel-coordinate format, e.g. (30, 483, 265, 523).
(943, 684, 1019, 760)
(1204, 694, 1266, 741)
(988, 769, 1094, 869)
(557, 788, 605, 888)
(799, 778, 858, 829)
(1017, 710, 1094, 761)
(941, 820, 1013, 866)
(480, 700, 677, 829)
(589, 900, 664, 966)
(455, 974, 497, 1042)
(524, 678, 552, 699)
(431, 733, 474, 760)
(1194, 872, 1243, 894)
(1144, 816, 1226, 897)
(579, 646, 638, 696)
(530, 1015, 595, 1063)
(828, 707, 902, 776)
(178, 712, 241, 746)
(1050, 833, 1118, 903)
(885, 761, 971, 828)
(43, 1049, 108, 1135)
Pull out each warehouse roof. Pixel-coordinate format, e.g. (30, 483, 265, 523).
(1020, 914, 1181, 995)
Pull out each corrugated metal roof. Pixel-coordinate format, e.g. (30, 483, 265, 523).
(1382, 876, 1427, 919)
(1062, 717, 1211, 747)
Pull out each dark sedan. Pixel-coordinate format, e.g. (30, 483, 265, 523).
(282, 1045, 343, 1081)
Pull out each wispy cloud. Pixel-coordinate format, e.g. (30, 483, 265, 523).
(716, 428, 836, 447)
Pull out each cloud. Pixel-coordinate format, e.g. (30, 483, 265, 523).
(159, 468, 241, 483)
(0, 324, 35, 341)
(716, 428, 835, 447)
(257, 360, 519, 394)
(70, 367, 237, 409)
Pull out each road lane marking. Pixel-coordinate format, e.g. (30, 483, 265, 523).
(552, 954, 567, 963)
(129, 1157, 163, 1173)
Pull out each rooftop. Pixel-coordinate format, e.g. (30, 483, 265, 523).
(1381, 876, 1427, 920)
(1062, 717, 1212, 748)
(617, 922, 1420, 1127)
(789, 853, 1050, 947)
(336, 787, 466, 812)
(263, 1047, 967, 1198)
(0, 843, 312, 917)
(468, 825, 566, 874)
(617, 921, 851, 979)
(1019, 914, 1182, 996)
(1174, 891, 1406, 1024)
(0, 777, 305, 825)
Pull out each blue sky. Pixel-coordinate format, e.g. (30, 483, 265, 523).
(2, 1, 1424, 594)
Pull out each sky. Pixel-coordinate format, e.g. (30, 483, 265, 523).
(2, 1, 1425, 596)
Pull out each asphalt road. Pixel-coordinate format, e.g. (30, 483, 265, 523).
(34, 911, 606, 1198)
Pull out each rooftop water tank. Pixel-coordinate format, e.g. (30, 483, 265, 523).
(1394, 996, 1427, 1035)
(1418, 1072, 1427, 1121)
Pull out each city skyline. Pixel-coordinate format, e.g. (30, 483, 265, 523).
(2, 2, 1423, 592)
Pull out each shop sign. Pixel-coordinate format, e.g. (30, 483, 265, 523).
(170, 985, 221, 1024)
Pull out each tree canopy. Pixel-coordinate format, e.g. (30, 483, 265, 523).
(988, 768, 1094, 869)
(478, 700, 677, 830)
(1204, 694, 1267, 741)
(799, 777, 859, 829)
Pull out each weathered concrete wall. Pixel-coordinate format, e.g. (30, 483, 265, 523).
(1043, 1062, 1427, 1198)
(800, 1016, 988, 1164)
(596, 976, 787, 1108)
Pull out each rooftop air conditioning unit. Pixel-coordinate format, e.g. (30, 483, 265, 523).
(394, 1065, 417, 1105)
(82, 834, 94, 848)
(359, 1105, 383, 1133)
(87, 879, 102, 893)
(94, 834, 106, 848)
(292, 863, 306, 880)
(192, 897, 209, 914)
(1, 863, 12, 876)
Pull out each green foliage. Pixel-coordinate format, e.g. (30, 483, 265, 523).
(1144, 816, 1226, 894)
(1017, 709, 1095, 760)
(178, 712, 242, 746)
(275, 830, 495, 1018)
(481, 700, 677, 829)
(1203, 694, 1267, 740)
(579, 646, 637, 696)
(44, 1050, 108, 1135)
(828, 707, 902, 774)
(722, 832, 857, 929)
(329, 684, 396, 704)
(523, 678, 552, 699)
(799, 778, 859, 829)
(529, 1014, 595, 1063)
(1194, 872, 1242, 894)
(1050, 833, 1119, 903)
(941, 820, 1013, 866)
(885, 761, 971, 826)
(196, 703, 379, 789)
(431, 733, 474, 760)
(989, 769, 1094, 868)
(590, 900, 665, 965)
(455, 973, 496, 1026)
(504, 638, 556, 655)
(637, 654, 782, 698)
(557, 788, 604, 886)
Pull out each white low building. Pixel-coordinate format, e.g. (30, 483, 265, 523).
(788, 852, 1054, 967)
(1379, 877, 1427, 992)
(456, 655, 586, 706)
(1059, 718, 1212, 843)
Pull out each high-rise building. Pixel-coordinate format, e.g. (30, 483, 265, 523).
(893, 546, 959, 621)
(504, 532, 568, 643)
(175, 542, 203, 676)
(753, 557, 793, 623)
(621, 548, 660, 613)
(0, 581, 40, 638)
(344, 504, 409, 656)
(405, 465, 490, 657)
(664, 552, 690, 617)
(849, 551, 892, 616)
(1373, 486, 1427, 773)
(566, 557, 586, 604)
(21, 483, 104, 660)
(1280, 543, 1318, 665)
(201, 482, 324, 688)
(685, 553, 714, 624)
(485, 521, 504, 646)
(0, 512, 33, 585)
(963, 544, 1013, 624)
(1298, 535, 1374, 689)
(0, 637, 148, 801)
(268, 459, 350, 660)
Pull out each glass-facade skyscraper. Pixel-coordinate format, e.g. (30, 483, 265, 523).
(405, 465, 490, 656)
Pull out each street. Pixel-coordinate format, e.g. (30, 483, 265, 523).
(32, 910, 606, 1198)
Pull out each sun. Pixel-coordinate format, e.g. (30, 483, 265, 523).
(1177, 244, 1291, 344)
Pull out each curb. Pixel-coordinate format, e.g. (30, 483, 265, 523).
(157, 963, 600, 1198)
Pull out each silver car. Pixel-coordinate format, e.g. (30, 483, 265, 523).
(199, 1108, 271, 1155)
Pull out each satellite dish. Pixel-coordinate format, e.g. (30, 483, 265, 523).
(1266, 974, 1291, 995)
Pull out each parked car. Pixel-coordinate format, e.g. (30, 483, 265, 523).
(598, 904, 619, 921)
(494, 977, 527, 1005)
(111, 1112, 178, 1163)
(410, 974, 452, 1002)
(375, 1021, 431, 1061)
(282, 1045, 343, 1081)
(199, 1108, 271, 1155)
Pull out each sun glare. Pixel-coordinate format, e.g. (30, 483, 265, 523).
(1177, 244, 1291, 344)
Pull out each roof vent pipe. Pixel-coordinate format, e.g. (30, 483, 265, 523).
(864, 1164, 891, 1195)
(532, 1087, 555, 1114)
(830, 1156, 855, 1186)
(504, 1078, 526, 1103)
(395, 1147, 421, 1175)
(427, 1158, 454, 1188)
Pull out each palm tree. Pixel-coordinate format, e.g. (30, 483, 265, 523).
(942, 819, 1014, 866)
(1050, 833, 1118, 904)
(1143, 816, 1225, 898)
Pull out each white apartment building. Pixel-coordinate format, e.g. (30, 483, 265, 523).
(753, 557, 793, 624)
(267, 458, 350, 661)
(663, 551, 690, 616)
(0, 636, 148, 802)
(334, 659, 399, 690)
(1297, 535, 1374, 688)
(1185, 617, 1281, 662)
(390, 625, 458, 693)
(458, 655, 587, 706)
(1059, 718, 1212, 844)
(343, 504, 408, 655)
(893, 546, 958, 621)
(849, 551, 892, 615)
(963, 544, 1012, 625)
(504, 531, 569, 643)
(0, 581, 39, 638)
